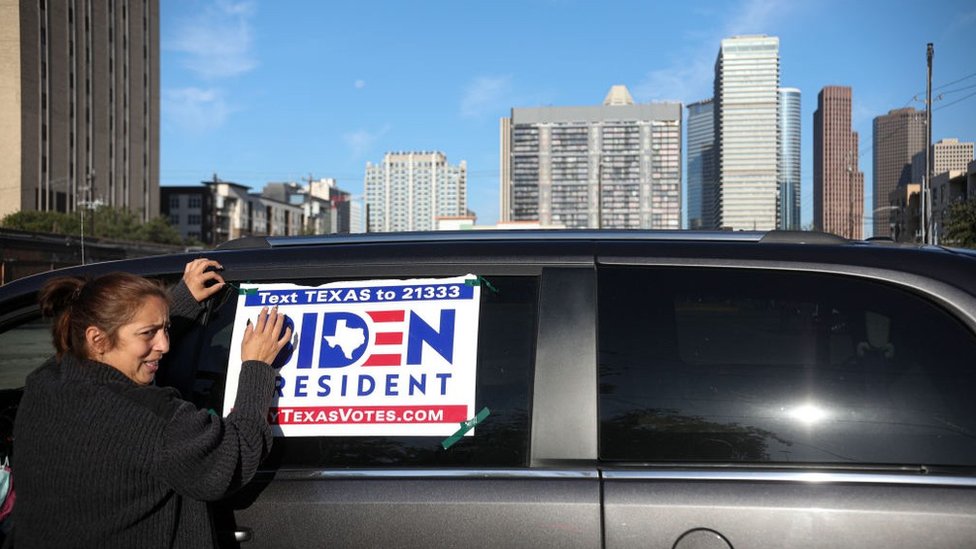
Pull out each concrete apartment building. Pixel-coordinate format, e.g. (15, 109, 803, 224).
(364, 151, 467, 233)
(778, 87, 802, 230)
(263, 178, 353, 235)
(814, 86, 865, 239)
(500, 85, 682, 230)
(0, 0, 159, 221)
(161, 177, 356, 245)
(686, 99, 715, 230)
(714, 35, 780, 231)
(873, 108, 925, 238)
(932, 160, 976, 242)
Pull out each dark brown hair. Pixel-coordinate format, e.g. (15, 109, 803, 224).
(38, 272, 170, 360)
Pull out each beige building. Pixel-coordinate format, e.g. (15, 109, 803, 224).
(932, 138, 974, 176)
(206, 179, 304, 242)
(0, 0, 159, 221)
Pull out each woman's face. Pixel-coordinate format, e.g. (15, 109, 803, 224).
(98, 296, 170, 385)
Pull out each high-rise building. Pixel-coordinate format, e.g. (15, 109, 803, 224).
(778, 88, 801, 230)
(500, 85, 682, 229)
(714, 35, 780, 230)
(0, 0, 160, 220)
(814, 86, 864, 239)
(686, 99, 716, 230)
(872, 108, 925, 237)
(364, 151, 467, 233)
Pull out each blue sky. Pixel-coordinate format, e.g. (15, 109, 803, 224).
(160, 0, 976, 230)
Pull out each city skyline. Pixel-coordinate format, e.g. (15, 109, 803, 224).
(160, 0, 976, 231)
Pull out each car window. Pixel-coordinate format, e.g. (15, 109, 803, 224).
(598, 266, 976, 467)
(180, 274, 538, 468)
(0, 317, 51, 391)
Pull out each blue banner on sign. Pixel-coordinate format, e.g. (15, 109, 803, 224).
(243, 283, 474, 307)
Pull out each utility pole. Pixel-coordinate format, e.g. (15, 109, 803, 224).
(596, 160, 603, 230)
(924, 43, 934, 244)
(848, 152, 854, 239)
(80, 169, 95, 265)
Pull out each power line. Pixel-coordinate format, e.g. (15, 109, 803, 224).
(933, 71, 976, 92)
(935, 89, 976, 112)
(939, 82, 976, 95)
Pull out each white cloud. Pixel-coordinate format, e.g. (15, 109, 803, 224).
(354, 79, 367, 89)
(634, 0, 792, 103)
(460, 75, 513, 119)
(166, 0, 258, 79)
(343, 125, 391, 157)
(163, 87, 232, 133)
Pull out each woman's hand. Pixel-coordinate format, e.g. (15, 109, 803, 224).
(182, 258, 225, 303)
(241, 306, 293, 365)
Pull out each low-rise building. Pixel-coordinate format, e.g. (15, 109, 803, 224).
(889, 183, 920, 243)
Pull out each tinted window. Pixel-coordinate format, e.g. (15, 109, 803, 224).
(599, 266, 976, 467)
(0, 318, 51, 390)
(183, 275, 537, 468)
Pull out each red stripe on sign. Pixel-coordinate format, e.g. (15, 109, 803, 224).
(368, 310, 405, 322)
(374, 332, 403, 345)
(363, 354, 401, 366)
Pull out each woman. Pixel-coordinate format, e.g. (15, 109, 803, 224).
(9, 258, 291, 548)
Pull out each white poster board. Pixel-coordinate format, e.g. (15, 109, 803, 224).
(223, 275, 482, 437)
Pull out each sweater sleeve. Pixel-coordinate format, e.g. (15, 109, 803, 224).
(167, 279, 206, 339)
(152, 360, 276, 501)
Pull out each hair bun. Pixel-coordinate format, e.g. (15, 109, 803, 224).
(39, 276, 88, 318)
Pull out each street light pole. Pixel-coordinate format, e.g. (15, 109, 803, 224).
(924, 43, 934, 244)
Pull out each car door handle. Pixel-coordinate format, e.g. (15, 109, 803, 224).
(234, 528, 253, 543)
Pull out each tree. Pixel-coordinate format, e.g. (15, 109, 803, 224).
(137, 215, 183, 245)
(1, 210, 80, 235)
(942, 198, 976, 249)
(2, 206, 184, 246)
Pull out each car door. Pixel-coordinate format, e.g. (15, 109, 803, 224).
(172, 257, 603, 548)
(596, 261, 976, 549)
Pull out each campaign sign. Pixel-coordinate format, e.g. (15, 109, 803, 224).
(222, 275, 482, 437)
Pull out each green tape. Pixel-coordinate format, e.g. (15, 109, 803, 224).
(226, 282, 258, 295)
(464, 276, 499, 293)
(441, 407, 490, 450)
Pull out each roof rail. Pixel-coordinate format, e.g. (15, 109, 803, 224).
(213, 230, 769, 250)
(215, 236, 271, 250)
(213, 230, 858, 250)
(758, 230, 848, 245)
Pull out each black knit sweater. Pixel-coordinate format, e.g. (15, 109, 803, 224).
(9, 283, 276, 548)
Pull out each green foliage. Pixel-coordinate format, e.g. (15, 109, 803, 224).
(1, 210, 80, 235)
(942, 199, 976, 249)
(1, 206, 183, 245)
